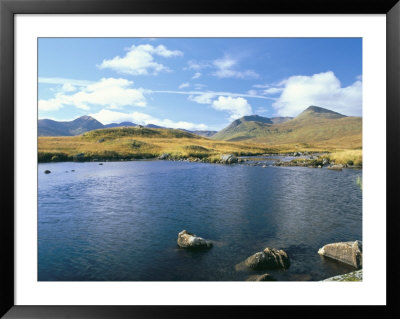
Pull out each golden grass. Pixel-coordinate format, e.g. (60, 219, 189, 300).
(323, 150, 363, 166)
(38, 127, 278, 162)
(213, 115, 362, 150)
(38, 126, 362, 164)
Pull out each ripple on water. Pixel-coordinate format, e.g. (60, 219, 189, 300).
(38, 160, 362, 281)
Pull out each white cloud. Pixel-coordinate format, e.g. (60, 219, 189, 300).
(213, 56, 236, 70)
(253, 84, 271, 89)
(38, 78, 147, 111)
(178, 82, 190, 89)
(247, 89, 258, 96)
(186, 60, 209, 70)
(152, 44, 183, 58)
(98, 44, 183, 75)
(263, 87, 284, 95)
(38, 77, 94, 86)
(61, 83, 77, 92)
(212, 56, 259, 79)
(89, 109, 208, 130)
(192, 72, 202, 79)
(212, 96, 252, 121)
(151, 89, 274, 101)
(273, 71, 362, 117)
(188, 93, 216, 104)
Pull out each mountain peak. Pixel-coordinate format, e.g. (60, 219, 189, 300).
(298, 106, 346, 119)
(75, 115, 96, 121)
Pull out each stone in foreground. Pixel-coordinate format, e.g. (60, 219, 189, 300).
(177, 230, 212, 249)
(244, 248, 290, 270)
(322, 269, 362, 281)
(220, 154, 238, 164)
(318, 240, 362, 269)
(246, 273, 277, 281)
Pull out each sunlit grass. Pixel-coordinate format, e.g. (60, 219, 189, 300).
(38, 126, 363, 165)
(38, 127, 277, 162)
(324, 150, 363, 166)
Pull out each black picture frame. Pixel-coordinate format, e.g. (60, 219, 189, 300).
(1, 0, 398, 317)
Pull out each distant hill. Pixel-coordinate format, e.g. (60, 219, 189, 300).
(104, 121, 137, 128)
(38, 116, 217, 138)
(179, 129, 217, 138)
(212, 106, 362, 149)
(38, 116, 104, 136)
(190, 130, 218, 138)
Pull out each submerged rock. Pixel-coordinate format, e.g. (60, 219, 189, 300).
(318, 240, 362, 269)
(244, 247, 290, 270)
(220, 154, 238, 164)
(177, 230, 212, 249)
(246, 273, 277, 281)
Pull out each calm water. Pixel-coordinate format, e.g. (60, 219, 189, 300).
(38, 159, 362, 281)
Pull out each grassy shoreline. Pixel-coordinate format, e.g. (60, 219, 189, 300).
(38, 127, 362, 165)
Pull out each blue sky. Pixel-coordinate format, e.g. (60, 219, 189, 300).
(38, 38, 362, 130)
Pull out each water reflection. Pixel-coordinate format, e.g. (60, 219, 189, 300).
(38, 161, 362, 281)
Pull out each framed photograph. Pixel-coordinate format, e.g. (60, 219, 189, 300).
(1, 0, 398, 317)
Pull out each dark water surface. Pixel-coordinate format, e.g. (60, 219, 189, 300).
(38, 159, 362, 281)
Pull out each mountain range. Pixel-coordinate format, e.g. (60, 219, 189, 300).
(38, 116, 217, 138)
(38, 105, 362, 149)
(212, 106, 362, 149)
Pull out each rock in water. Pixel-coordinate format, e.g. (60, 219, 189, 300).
(318, 240, 362, 269)
(220, 154, 238, 164)
(244, 248, 290, 270)
(158, 153, 170, 160)
(246, 273, 277, 281)
(328, 164, 343, 171)
(177, 230, 212, 249)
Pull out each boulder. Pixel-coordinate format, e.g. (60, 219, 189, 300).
(44, 170, 51, 174)
(177, 230, 212, 249)
(318, 240, 362, 269)
(158, 153, 170, 160)
(246, 273, 277, 281)
(328, 164, 343, 171)
(220, 154, 238, 164)
(244, 247, 290, 270)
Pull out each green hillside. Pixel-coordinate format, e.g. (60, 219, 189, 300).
(212, 106, 362, 149)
